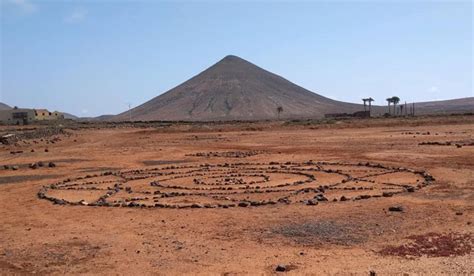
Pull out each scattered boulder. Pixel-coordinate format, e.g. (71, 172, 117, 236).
(0, 134, 17, 145)
(48, 162, 56, 168)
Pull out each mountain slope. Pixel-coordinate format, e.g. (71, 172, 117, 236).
(414, 97, 474, 115)
(62, 112, 79, 120)
(0, 102, 11, 110)
(114, 55, 366, 121)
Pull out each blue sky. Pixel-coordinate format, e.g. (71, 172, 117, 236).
(1, 0, 472, 117)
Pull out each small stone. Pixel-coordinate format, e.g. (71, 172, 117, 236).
(405, 187, 415, 192)
(53, 198, 66, 205)
(370, 270, 376, 276)
(48, 162, 56, 168)
(37, 161, 44, 167)
(275, 264, 287, 272)
(305, 199, 318, 206)
(238, 201, 250, 207)
(314, 194, 328, 201)
(11, 165, 19, 171)
(388, 206, 404, 212)
(29, 163, 38, 169)
(44, 148, 49, 152)
(128, 202, 139, 207)
(455, 211, 463, 216)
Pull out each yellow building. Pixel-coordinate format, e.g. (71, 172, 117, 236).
(34, 109, 64, 121)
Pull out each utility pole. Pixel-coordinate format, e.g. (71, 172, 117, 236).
(128, 103, 132, 122)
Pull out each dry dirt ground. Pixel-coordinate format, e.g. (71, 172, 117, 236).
(0, 117, 473, 275)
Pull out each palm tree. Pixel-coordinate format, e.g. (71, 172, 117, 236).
(367, 97, 374, 116)
(386, 98, 392, 115)
(277, 106, 283, 119)
(362, 98, 374, 116)
(391, 96, 400, 115)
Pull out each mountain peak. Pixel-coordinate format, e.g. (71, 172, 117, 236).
(113, 56, 358, 121)
(217, 55, 252, 67)
(221, 55, 244, 61)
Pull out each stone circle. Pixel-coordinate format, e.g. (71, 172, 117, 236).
(38, 161, 434, 209)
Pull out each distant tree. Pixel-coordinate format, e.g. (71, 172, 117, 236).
(368, 97, 374, 115)
(362, 97, 374, 116)
(386, 98, 392, 115)
(391, 96, 400, 115)
(277, 106, 283, 120)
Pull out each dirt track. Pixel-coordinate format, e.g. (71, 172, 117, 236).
(0, 117, 473, 275)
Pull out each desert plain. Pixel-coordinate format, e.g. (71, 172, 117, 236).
(0, 115, 473, 275)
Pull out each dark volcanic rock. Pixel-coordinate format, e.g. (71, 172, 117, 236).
(275, 264, 287, 272)
(388, 206, 404, 212)
(305, 199, 318, 206)
(238, 201, 250, 207)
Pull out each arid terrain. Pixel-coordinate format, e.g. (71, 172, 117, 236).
(0, 115, 473, 275)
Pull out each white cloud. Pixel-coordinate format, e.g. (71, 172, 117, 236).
(65, 8, 87, 23)
(7, 0, 37, 13)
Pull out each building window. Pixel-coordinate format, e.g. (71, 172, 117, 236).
(13, 112, 28, 119)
